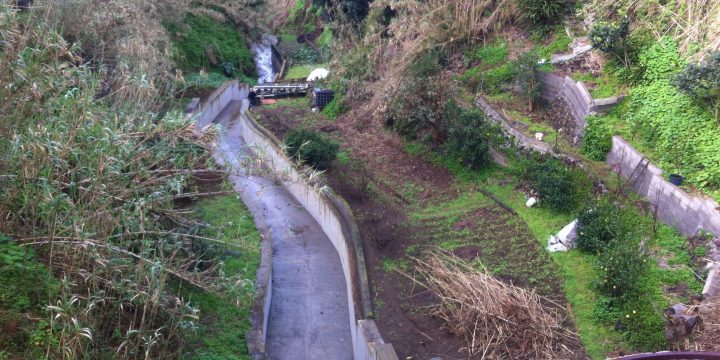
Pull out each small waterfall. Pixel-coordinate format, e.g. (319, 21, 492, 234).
(252, 34, 278, 84)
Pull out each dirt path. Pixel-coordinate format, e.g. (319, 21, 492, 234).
(211, 101, 353, 359)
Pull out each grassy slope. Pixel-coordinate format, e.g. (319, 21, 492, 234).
(184, 195, 261, 359)
(166, 13, 257, 87)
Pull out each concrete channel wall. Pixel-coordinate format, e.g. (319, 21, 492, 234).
(196, 81, 398, 360)
(538, 72, 624, 140)
(606, 136, 720, 297)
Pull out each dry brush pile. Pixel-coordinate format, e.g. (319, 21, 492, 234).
(407, 252, 578, 359)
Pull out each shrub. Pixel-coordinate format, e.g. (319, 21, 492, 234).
(589, 19, 631, 67)
(513, 51, 542, 111)
(581, 115, 613, 161)
(385, 76, 457, 142)
(524, 157, 587, 212)
(322, 96, 350, 119)
(576, 199, 630, 253)
(517, 0, 566, 27)
(284, 129, 339, 169)
(672, 51, 720, 120)
(446, 106, 492, 169)
(595, 237, 647, 297)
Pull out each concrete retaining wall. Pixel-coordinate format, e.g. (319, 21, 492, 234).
(197, 81, 397, 360)
(606, 136, 720, 297)
(538, 72, 624, 140)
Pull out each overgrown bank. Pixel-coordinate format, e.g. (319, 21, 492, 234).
(0, 3, 263, 358)
(261, 0, 720, 357)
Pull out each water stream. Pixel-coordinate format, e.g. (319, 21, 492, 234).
(252, 34, 277, 84)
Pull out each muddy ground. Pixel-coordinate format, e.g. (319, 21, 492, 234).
(255, 99, 585, 359)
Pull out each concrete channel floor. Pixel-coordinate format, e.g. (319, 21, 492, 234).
(211, 100, 354, 360)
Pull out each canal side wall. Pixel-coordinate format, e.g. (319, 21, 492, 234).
(197, 81, 398, 360)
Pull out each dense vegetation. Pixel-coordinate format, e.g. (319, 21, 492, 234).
(587, 37, 720, 200)
(0, 2, 262, 358)
(284, 128, 340, 170)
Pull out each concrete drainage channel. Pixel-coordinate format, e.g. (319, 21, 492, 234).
(190, 81, 398, 360)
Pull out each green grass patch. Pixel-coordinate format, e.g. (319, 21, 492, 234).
(483, 177, 626, 359)
(572, 71, 624, 98)
(284, 64, 315, 80)
(537, 30, 572, 60)
(165, 13, 256, 78)
(183, 195, 262, 359)
(469, 42, 509, 66)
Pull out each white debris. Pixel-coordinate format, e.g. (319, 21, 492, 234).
(526, 197, 538, 208)
(307, 68, 330, 82)
(535, 132, 544, 141)
(547, 219, 579, 252)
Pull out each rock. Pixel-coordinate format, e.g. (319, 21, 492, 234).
(665, 303, 702, 340)
(320, 124, 339, 133)
(526, 197, 538, 208)
(713, 239, 720, 247)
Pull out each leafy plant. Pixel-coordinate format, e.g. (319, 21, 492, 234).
(672, 51, 720, 120)
(590, 19, 631, 67)
(284, 129, 340, 169)
(524, 157, 587, 212)
(575, 200, 632, 254)
(595, 237, 647, 297)
(323, 96, 349, 119)
(517, 0, 567, 27)
(461, 63, 516, 94)
(446, 106, 493, 170)
(513, 51, 542, 111)
(581, 115, 613, 161)
(470, 42, 509, 66)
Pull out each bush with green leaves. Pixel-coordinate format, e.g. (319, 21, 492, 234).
(284, 129, 340, 169)
(516, 0, 566, 27)
(322, 96, 350, 119)
(513, 51, 542, 111)
(672, 51, 720, 120)
(446, 106, 492, 169)
(595, 236, 647, 298)
(576, 200, 632, 253)
(589, 19, 631, 67)
(385, 75, 457, 142)
(581, 115, 613, 161)
(524, 157, 588, 212)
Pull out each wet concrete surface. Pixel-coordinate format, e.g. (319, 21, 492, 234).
(211, 101, 353, 360)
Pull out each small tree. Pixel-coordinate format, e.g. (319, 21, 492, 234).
(446, 106, 492, 169)
(673, 51, 720, 121)
(589, 19, 631, 67)
(514, 51, 542, 112)
(525, 157, 578, 212)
